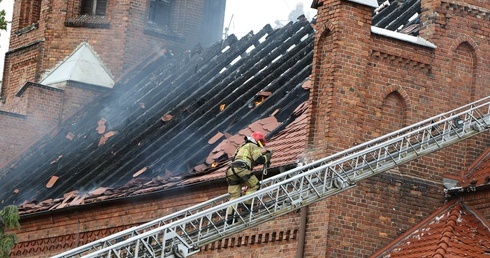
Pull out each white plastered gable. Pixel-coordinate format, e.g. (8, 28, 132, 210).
(40, 42, 115, 88)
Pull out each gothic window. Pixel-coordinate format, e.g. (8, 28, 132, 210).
(81, 0, 108, 16)
(148, 0, 172, 26)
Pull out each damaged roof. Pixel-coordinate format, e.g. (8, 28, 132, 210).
(373, 0, 421, 36)
(371, 200, 490, 257)
(0, 2, 424, 214)
(0, 21, 315, 214)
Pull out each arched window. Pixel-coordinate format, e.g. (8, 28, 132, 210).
(450, 42, 476, 106)
(379, 91, 406, 135)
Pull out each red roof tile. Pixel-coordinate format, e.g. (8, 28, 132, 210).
(372, 200, 490, 258)
(46, 176, 59, 189)
(208, 132, 224, 144)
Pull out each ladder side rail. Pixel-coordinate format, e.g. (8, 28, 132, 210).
(87, 108, 490, 257)
(261, 99, 490, 190)
(346, 116, 490, 184)
(80, 116, 490, 258)
(298, 96, 490, 167)
(51, 194, 232, 258)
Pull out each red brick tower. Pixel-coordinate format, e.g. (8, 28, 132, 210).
(307, 0, 490, 255)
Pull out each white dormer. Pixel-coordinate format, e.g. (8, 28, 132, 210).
(40, 42, 114, 88)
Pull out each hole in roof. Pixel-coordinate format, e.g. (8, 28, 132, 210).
(221, 45, 230, 53)
(271, 54, 283, 64)
(408, 13, 419, 22)
(230, 55, 241, 66)
(258, 34, 268, 44)
(245, 45, 255, 54)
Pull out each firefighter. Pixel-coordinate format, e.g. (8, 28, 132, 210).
(226, 131, 272, 222)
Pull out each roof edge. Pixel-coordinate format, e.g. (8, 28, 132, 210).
(371, 26, 437, 49)
(15, 81, 64, 97)
(464, 203, 490, 232)
(466, 146, 490, 176)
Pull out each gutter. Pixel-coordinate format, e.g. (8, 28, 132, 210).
(295, 206, 308, 258)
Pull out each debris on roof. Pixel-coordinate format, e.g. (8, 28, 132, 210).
(133, 167, 148, 178)
(0, 4, 424, 215)
(372, 0, 421, 36)
(46, 176, 59, 189)
(0, 20, 315, 215)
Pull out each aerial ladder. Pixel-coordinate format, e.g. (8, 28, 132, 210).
(53, 96, 490, 258)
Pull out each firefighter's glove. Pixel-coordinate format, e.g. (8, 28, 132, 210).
(264, 150, 273, 167)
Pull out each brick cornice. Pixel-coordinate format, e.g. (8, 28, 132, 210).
(370, 50, 432, 74)
(440, 0, 490, 20)
(10, 224, 136, 257)
(201, 228, 298, 251)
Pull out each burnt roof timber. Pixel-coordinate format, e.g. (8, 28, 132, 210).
(105, 22, 314, 184)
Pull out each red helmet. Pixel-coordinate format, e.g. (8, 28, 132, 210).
(251, 131, 266, 146)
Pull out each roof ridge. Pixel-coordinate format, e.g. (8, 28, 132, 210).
(433, 203, 462, 257)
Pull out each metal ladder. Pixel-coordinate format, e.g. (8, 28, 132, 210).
(52, 96, 490, 258)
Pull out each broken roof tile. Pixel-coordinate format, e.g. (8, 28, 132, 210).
(46, 176, 59, 189)
(104, 131, 116, 138)
(98, 136, 108, 146)
(208, 132, 224, 144)
(238, 127, 253, 137)
(248, 122, 266, 135)
(228, 134, 244, 145)
(263, 121, 280, 131)
(193, 164, 208, 173)
(211, 150, 226, 160)
(97, 118, 107, 134)
(301, 78, 311, 90)
(133, 167, 148, 178)
(161, 114, 173, 122)
(66, 132, 74, 141)
(256, 91, 271, 97)
(69, 195, 85, 206)
(205, 154, 215, 165)
(89, 187, 109, 196)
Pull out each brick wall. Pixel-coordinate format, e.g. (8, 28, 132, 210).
(305, 0, 490, 256)
(461, 190, 490, 221)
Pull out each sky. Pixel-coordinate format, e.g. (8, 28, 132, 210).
(0, 0, 316, 80)
(224, 0, 316, 39)
(0, 0, 13, 80)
